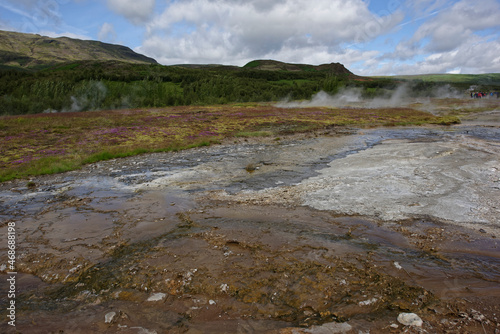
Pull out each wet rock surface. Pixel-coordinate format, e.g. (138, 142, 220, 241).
(217, 131, 500, 233)
(1, 111, 500, 333)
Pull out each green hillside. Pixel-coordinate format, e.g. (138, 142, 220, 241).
(243, 59, 355, 76)
(0, 30, 157, 69)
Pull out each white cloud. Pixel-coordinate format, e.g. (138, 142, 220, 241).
(370, 35, 500, 75)
(412, 0, 500, 53)
(371, 0, 500, 75)
(139, 0, 404, 65)
(98, 22, 117, 43)
(107, 0, 155, 25)
(447, 68, 461, 74)
(390, 0, 500, 61)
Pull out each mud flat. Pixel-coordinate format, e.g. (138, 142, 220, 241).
(1, 110, 500, 333)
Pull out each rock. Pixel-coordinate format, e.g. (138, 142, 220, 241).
(147, 292, 166, 302)
(471, 309, 487, 322)
(397, 313, 423, 327)
(358, 297, 378, 306)
(104, 311, 116, 324)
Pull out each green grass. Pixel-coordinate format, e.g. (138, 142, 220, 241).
(0, 156, 81, 182)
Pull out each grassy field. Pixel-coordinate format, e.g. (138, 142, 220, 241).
(377, 73, 500, 85)
(0, 103, 462, 182)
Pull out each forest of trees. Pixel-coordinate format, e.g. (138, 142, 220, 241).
(0, 60, 482, 115)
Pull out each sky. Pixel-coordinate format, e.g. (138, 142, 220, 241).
(1, 0, 500, 76)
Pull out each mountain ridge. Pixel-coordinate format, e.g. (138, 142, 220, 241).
(0, 30, 157, 69)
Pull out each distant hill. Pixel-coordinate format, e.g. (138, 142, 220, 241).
(377, 73, 500, 86)
(243, 59, 355, 76)
(174, 59, 357, 76)
(172, 60, 356, 77)
(0, 30, 157, 69)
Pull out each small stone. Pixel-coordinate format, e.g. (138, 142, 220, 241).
(147, 292, 166, 302)
(209, 300, 216, 305)
(390, 323, 398, 328)
(105, 311, 116, 324)
(358, 297, 378, 306)
(397, 313, 423, 327)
